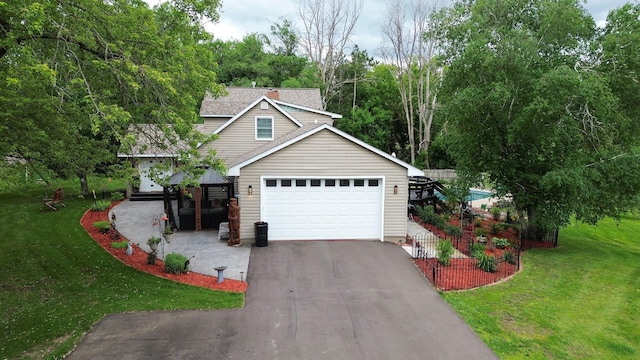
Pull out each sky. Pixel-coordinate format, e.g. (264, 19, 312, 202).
(150, 0, 634, 57)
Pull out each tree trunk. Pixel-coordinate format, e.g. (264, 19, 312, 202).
(79, 172, 89, 197)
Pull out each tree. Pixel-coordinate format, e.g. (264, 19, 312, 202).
(381, 0, 443, 166)
(334, 64, 408, 157)
(294, 0, 363, 108)
(437, 0, 640, 231)
(0, 0, 225, 195)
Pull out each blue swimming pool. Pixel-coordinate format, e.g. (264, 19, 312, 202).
(435, 188, 493, 201)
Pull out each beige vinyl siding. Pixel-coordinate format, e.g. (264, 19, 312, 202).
(200, 117, 230, 133)
(284, 110, 334, 125)
(197, 105, 300, 164)
(237, 129, 407, 243)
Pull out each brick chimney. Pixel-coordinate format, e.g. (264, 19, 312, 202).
(266, 89, 280, 100)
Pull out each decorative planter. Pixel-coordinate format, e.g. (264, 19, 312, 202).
(149, 242, 158, 251)
(163, 233, 174, 243)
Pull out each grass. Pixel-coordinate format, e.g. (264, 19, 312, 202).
(442, 214, 640, 359)
(0, 180, 244, 359)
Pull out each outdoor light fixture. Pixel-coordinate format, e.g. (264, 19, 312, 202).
(394, 185, 398, 195)
(248, 185, 253, 196)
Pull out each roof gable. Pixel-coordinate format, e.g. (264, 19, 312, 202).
(213, 95, 303, 135)
(227, 123, 424, 177)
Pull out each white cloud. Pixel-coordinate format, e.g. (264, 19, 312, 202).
(147, 0, 632, 54)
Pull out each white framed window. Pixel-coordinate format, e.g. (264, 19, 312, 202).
(255, 116, 274, 140)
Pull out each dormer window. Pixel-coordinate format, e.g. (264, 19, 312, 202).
(256, 116, 274, 140)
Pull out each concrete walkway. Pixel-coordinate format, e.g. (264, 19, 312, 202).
(404, 220, 467, 258)
(109, 199, 250, 280)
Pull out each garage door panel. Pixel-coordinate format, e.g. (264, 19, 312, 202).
(262, 177, 382, 240)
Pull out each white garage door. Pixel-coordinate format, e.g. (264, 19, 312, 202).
(261, 178, 383, 240)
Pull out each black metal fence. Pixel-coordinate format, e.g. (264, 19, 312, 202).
(411, 231, 521, 291)
(410, 224, 558, 291)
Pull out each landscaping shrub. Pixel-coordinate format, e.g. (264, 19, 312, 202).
(110, 191, 124, 201)
(436, 240, 455, 265)
(165, 252, 189, 274)
(490, 222, 501, 235)
(501, 250, 517, 265)
(432, 215, 448, 230)
(475, 228, 487, 237)
(111, 241, 128, 249)
(492, 237, 510, 249)
(477, 253, 498, 272)
(445, 224, 463, 238)
(474, 218, 484, 228)
(470, 243, 486, 258)
(491, 206, 502, 221)
(91, 199, 112, 212)
(93, 220, 112, 233)
(416, 205, 437, 225)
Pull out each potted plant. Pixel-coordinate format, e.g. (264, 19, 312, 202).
(163, 223, 175, 243)
(147, 236, 161, 251)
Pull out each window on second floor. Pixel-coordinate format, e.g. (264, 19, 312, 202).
(256, 116, 274, 140)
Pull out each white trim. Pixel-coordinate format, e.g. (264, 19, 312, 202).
(255, 116, 274, 141)
(272, 100, 343, 119)
(213, 96, 303, 135)
(228, 123, 424, 177)
(259, 175, 385, 241)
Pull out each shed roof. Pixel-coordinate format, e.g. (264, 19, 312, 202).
(169, 167, 229, 185)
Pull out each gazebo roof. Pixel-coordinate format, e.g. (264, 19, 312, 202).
(169, 168, 229, 185)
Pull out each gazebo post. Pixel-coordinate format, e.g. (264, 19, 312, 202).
(195, 187, 202, 231)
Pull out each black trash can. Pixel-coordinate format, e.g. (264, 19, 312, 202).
(255, 221, 268, 247)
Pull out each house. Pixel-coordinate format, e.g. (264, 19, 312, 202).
(195, 87, 424, 243)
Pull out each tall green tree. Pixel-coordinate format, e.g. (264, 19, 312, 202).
(0, 0, 225, 195)
(437, 0, 640, 230)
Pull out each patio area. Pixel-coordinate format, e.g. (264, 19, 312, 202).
(108, 199, 251, 280)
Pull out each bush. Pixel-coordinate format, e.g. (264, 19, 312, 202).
(165, 253, 189, 274)
(477, 253, 498, 272)
(475, 228, 487, 237)
(93, 221, 112, 233)
(416, 205, 437, 224)
(111, 241, 128, 249)
(470, 243, 486, 258)
(474, 218, 484, 228)
(432, 215, 448, 230)
(110, 191, 125, 201)
(491, 206, 502, 221)
(501, 250, 517, 265)
(445, 224, 463, 238)
(490, 223, 501, 235)
(436, 240, 455, 265)
(91, 199, 112, 212)
(492, 237, 510, 249)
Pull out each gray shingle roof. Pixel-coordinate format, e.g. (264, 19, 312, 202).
(200, 87, 323, 115)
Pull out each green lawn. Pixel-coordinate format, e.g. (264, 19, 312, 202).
(442, 214, 640, 359)
(0, 183, 244, 359)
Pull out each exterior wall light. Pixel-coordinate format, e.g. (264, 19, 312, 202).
(248, 185, 253, 196)
(394, 185, 398, 195)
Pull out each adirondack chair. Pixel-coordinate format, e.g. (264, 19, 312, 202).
(43, 188, 66, 211)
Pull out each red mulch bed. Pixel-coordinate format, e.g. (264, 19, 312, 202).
(80, 201, 247, 293)
(410, 212, 554, 291)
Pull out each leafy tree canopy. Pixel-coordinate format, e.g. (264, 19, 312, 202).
(437, 0, 640, 230)
(0, 0, 225, 194)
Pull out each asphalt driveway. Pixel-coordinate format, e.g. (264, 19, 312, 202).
(67, 241, 498, 359)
